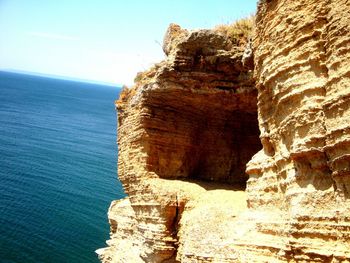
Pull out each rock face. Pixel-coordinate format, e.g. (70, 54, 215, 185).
(97, 25, 260, 262)
(98, 1, 350, 262)
(243, 0, 350, 261)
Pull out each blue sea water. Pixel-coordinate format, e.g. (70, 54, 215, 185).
(0, 71, 125, 263)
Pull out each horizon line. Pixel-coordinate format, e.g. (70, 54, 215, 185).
(0, 69, 124, 88)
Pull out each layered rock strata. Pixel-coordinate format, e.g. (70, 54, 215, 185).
(97, 24, 261, 262)
(98, 0, 350, 261)
(242, 0, 350, 261)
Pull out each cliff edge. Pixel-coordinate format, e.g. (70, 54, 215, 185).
(97, 0, 350, 262)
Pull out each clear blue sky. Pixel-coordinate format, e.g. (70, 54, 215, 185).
(0, 0, 257, 85)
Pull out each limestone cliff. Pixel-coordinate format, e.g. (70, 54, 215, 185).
(97, 1, 350, 262)
(244, 0, 350, 261)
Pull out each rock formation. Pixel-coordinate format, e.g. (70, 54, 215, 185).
(244, 0, 350, 261)
(97, 0, 350, 262)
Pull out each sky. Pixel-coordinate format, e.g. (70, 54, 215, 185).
(0, 0, 257, 86)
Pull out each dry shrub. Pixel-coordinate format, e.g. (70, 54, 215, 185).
(215, 15, 255, 47)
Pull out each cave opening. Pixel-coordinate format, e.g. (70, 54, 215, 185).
(187, 110, 261, 188)
(144, 88, 262, 190)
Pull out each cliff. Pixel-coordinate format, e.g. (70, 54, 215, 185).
(97, 0, 350, 262)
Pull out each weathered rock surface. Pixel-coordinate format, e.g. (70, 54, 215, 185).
(243, 0, 350, 261)
(98, 0, 350, 261)
(97, 24, 260, 262)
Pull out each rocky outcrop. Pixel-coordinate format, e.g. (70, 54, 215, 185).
(98, 0, 350, 262)
(97, 24, 260, 262)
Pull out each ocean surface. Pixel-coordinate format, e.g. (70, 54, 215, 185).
(0, 71, 125, 263)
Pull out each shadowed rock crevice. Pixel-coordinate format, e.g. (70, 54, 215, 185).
(142, 87, 261, 186)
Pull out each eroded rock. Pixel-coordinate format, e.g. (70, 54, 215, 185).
(243, 0, 350, 261)
(98, 24, 259, 263)
(98, 1, 350, 261)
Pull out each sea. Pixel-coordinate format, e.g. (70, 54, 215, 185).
(0, 71, 125, 263)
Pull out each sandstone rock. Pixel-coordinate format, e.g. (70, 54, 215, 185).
(162, 23, 188, 56)
(98, 1, 350, 261)
(98, 25, 259, 262)
(244, 0, 350, 261)
(242, 41, 254, 70)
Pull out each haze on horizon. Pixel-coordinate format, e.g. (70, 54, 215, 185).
(0, 0, 257, 86)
